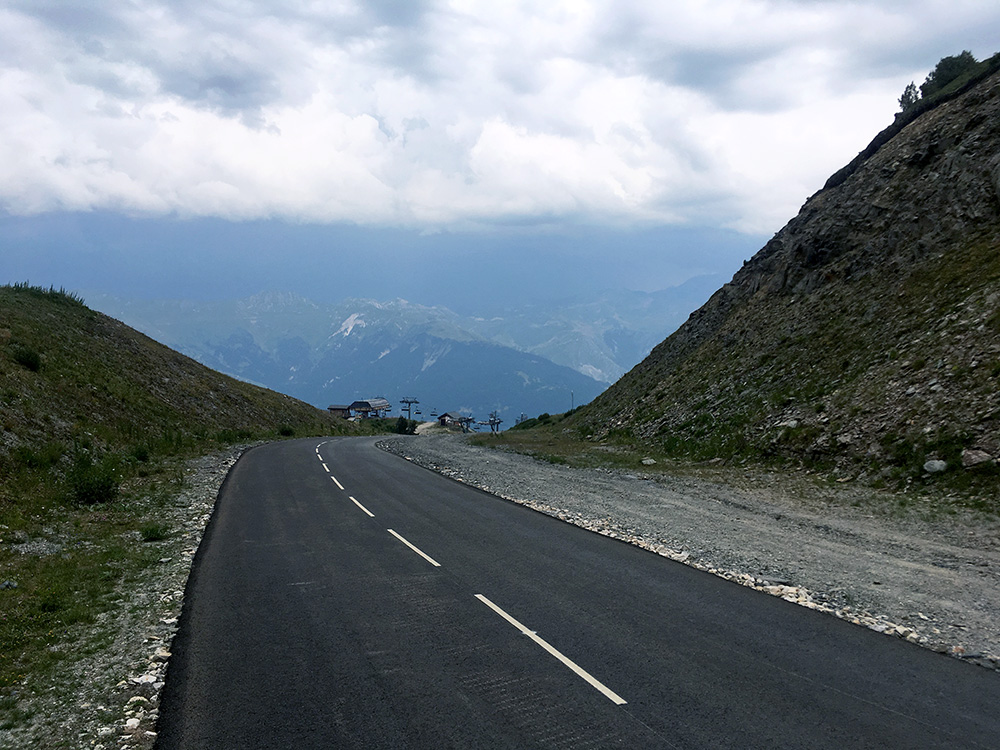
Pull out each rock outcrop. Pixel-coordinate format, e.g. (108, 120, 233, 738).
(579, 67, 1000, 492)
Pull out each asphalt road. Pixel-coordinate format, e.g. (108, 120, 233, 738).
(155, 437, 1000, 749)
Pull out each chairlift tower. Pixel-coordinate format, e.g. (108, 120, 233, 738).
(488, 410, 504, 433)
(400, 397, 419, 419)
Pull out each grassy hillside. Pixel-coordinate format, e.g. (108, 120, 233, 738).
(0, 283, 378, 718)
(1, 283, 340, 462)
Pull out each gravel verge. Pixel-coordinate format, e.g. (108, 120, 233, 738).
(379, 433, 1000, 670)
(1, 446, 246, 750)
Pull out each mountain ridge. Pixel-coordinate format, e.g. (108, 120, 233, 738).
(88, 279, 723, 419)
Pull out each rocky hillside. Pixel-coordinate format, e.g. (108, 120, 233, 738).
(576, 65, 1000, 495)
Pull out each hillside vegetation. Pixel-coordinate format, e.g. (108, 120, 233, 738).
(0, 283, 376, 717)
(499, 61, 1000, 509)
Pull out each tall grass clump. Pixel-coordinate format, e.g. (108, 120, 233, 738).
(66, 451, 120, 506)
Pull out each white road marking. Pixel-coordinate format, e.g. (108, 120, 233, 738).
(474, 594, 627, 705)
(321, 462, 329, 472)
(349, 496, 375, 518)
(387, 529, 441, 567)
(331, 475, 345, 490)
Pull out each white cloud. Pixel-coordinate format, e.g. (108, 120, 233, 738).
(1, 1, 998, 234)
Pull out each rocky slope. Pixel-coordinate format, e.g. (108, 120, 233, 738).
(577, 67, 1000, 499)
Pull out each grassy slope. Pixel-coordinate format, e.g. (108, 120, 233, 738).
(0, 284, 337, 461)
(0, 283, 381, 717)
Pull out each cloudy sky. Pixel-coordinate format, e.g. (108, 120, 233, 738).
(2, 1, 998, 311)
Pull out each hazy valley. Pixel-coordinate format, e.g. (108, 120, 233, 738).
(88, 277, 722, 422)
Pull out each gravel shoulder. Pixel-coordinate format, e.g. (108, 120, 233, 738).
(1, 447, 245, 750)
(379, 433, 1000, 669)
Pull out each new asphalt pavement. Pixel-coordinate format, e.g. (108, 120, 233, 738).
(155, 437, 1000, 748)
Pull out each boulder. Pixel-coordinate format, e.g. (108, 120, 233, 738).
(923, 459, 948, 473)
(962, 448, 995, 469)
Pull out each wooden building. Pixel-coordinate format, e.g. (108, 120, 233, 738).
(349, 398, 392, 418)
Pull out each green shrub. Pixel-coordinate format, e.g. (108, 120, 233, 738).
(38, 591, 64, 613)
(394, 416, 417, 434)
(278, 425, 295, 437)
(11, 344, 41, 372)
(66, 453, 119, 506)
(11, 442, 64, 472)
(215, 428, 254, 443)
(130, 444, 150, 463)
(920, 51, 979, 98)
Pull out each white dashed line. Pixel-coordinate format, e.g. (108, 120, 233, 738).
(321, 462, 329, 472)
(474, 594, 627, 705)
(331, 475, 345, 490)
(387, 529, 441, 567)
(349, 496, 375, 518)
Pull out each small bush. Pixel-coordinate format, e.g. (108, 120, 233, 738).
(11, 344, 41, 372)
(12, 442, 64, 471)
(215, 428, 254, 443)
(395, 416, 417, 434)
(67, 454, 119, 506)
(38, 592, 64, 613)
(278, 426, 295, 437)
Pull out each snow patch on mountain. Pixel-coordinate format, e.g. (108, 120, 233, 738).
(335, 313, 366, 337)
(422, 344, 451, 372)
(578, 364, 606, 381)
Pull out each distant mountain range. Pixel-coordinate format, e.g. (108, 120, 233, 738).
(88, 277, 723, 422)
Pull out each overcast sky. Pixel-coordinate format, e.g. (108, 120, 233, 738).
(2, 1, 998, 310)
